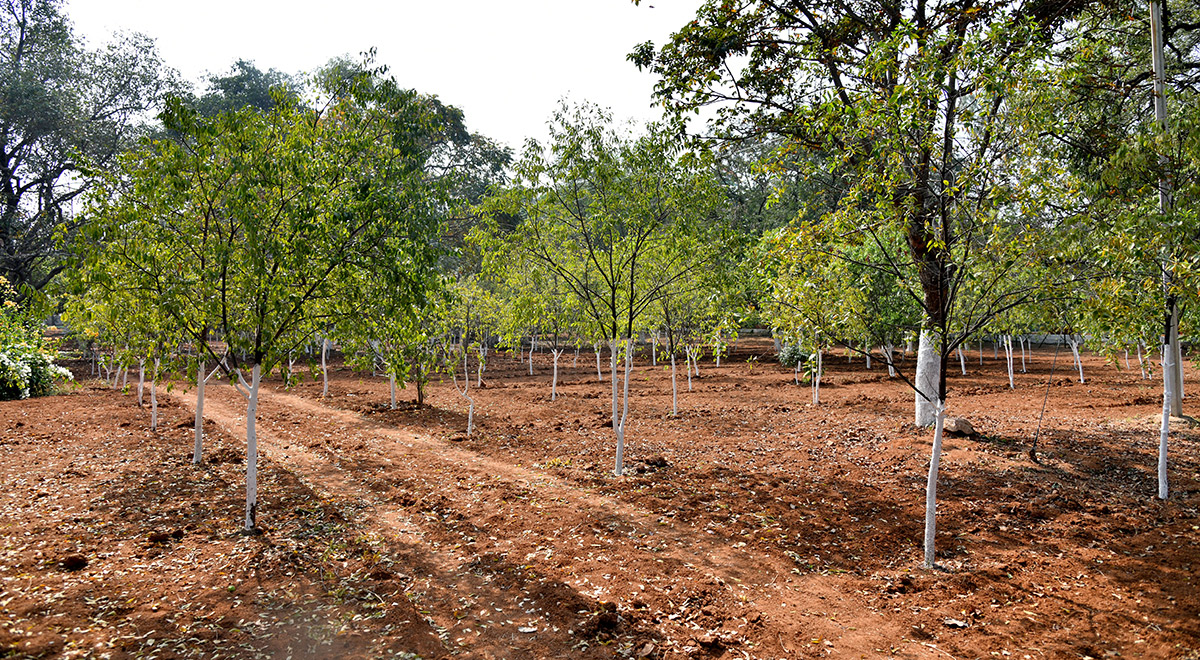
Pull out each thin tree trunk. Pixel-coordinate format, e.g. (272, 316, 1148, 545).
(957, 346, 966, 375)
(885, 343, 897, 378)
(389, 372, 397, 410)
(150, 357, 159, 431)
(455, 352, 474, 436)
(551, 349, 563, 401)
(1139, 341, 1147, 379)
(671, 352, 678, 415)
(612, 340, 633, 477)
(595, 342, 603, 381)
(194, 360, 206, 464)
(652, 333, 657, 366)
(1070, 339, 1085, 384)
(137, 359, 145, 407)
(1006, 335, 1015, 389)
(1161, 344, 1173, 499)
(1020, 337, 1027, 373)
(321, 338, 329, 397)
(240, 365, 262, 532)
(923, 402, 947, 568)
(813, 347, 823, 405)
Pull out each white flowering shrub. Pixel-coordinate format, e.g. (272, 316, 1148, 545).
(0, 279, 72, 400)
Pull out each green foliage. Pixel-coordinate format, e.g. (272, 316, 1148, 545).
(0, 0, 178, 295)
(0, 277, 71, 399)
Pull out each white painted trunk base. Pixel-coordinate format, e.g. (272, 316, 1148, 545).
(914, 330, 940, 427)
(924, 402, 947, 568)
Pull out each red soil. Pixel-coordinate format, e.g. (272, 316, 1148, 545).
(1, 338, 1196, 659)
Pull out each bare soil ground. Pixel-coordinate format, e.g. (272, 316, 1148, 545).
(1, 338, 1197, 659)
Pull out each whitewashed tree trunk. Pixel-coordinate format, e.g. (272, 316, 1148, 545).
(885, 343, 897, 378)
(794, 353, 802, 385)
(137, 359, 145, 407)
(1125, 349, 1131, 371)
(595, 342, 603, 381)
(457, 353, 474, 436)
(551, 349, 563, 401)
(477, 346, 485, 387)
(715, 338, 722, 367)
(321, 337, 329, 397)
(1138, 342, 1147, 379)
(812, 347, 823, 405)
(652, 333, 657, 366)
(923, 402, 947, 568)
(865, 340, 872, 370)
(1161, 345, 1173, 499)
(1020, 337, 1027, 373)
(150, 357, 159, 431)
(686, 346, 695, 391)
(389, 372, 397, 410)
(774, 334, 782, 354)
(671, 352, 678, 415)
(914, 330, 940, 427)
(239, 364, 262, 532)
(528, 337, 534, 376)
(1005, 335, 1015, 389)
(957, 346, 966, 375)
(608, 340, 634, 476)
(194, 360, 206, 464)
(1070, 338, 1085, 384)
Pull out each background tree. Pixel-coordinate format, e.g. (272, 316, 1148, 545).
(0, 0, 177, 296)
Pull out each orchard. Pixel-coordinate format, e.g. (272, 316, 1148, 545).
(1, 0, 1198, 658)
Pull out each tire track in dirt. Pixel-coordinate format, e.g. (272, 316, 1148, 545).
(172, 382, 913, 658)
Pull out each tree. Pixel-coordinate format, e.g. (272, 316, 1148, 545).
(0, 0, 177, 296)
(635, 0, 1095, 567)
(76, 61, 450, 532)
(487, 103, 723, 476)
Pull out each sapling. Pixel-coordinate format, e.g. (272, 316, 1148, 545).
(452, 351, 475, 437)
(811, 347, 823, 405)
(477, 345, 486, 387)
(865, 339, 871, 370)
(137, 358, 146, 407)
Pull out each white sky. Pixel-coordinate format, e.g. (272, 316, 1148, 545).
(68, 0, 706, 152)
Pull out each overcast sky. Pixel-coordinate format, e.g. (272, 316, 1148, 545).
(68, 0, 706, 151)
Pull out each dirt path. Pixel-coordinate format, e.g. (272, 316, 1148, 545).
(173, 380, 916, 658)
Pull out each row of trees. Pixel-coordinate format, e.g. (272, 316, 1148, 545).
(21, 0, 1199, 571)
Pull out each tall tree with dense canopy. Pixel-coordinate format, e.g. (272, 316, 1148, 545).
(0, 0, 177, 296)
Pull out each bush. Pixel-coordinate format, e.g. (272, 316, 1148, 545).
(778, 342, 808, 368)
(0, 280, 72, 400)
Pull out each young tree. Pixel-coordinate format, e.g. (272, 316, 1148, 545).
(78, 62, 450, 531)
(487, 103, 723, 476)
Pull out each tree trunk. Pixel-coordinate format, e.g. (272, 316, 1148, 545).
(389, 372, 397, 410)
(321, 338, 329, 397)
(885, 343, 896, 378)
(1170, 306, 1183, 413)
(456, 353, 475, 437)
(194, 360, 206, 464)
(595, 342, 603, 381)
(551, 349, 563, 401)
(241, 364, 262, 532)
(1006, 335, 1015, 389)
(1160, 344, 1173, 499)
(671, 352, 678, 415)
(652, 332, 657, 366)
(915, 330, 940, 427)
(149, 357, 159, 431)
(923, 402, 947, 568)
(609, 339, 633, 476)
(137, 359, 145, 407)
(812, 347, 823, 405)
(957, 346, 966, 375)
(1070, 339, 1085, 384)
(1020, 337, 1027, 373)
